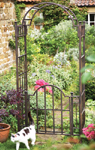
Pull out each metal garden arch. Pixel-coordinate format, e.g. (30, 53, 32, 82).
(15, 2, 85, 135)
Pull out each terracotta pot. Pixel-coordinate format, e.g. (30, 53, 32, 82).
(0, 123, 11, 143)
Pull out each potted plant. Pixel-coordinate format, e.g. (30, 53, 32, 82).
(0, 122, 11, 143)
(34, 16, 44, 26)
(0, 89, 23, 142)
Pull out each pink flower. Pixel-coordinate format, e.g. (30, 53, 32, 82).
(82, 127, 89, 136)
(83, 124, 95, 140)
(34, 79, 52, 94)
(34, 85, 44, 92)
(45, 84, 52, 94)
(49, 90, 52, 94)
(45, 82, 49, 85)
(88, 124, 94, 128)
(87, 132, 95, 140)
(38, 88, 44, 92)
(36, 79, 46, 86)
(34, 85, 40, 90)
(46, 86, 51, 91)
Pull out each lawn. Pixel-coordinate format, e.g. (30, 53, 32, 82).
(1, 134, 95, 150)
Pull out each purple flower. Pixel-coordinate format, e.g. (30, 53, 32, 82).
(53, 65, 58, 69)
(46, 70, 51, 74)
(51, 75, 55, 79)
(57, 64, 61, 67)
(32, 73, 36, 77)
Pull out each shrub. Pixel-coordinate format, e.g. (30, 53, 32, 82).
(34, 16, 44, 25)
(0, 67, 16, 94)
(85, 99, 95, 129)
(85, 25, 95, 59)
(35, 20, 78, 56)
(19, 36, 41, 62)
(54, 52, 70, 66)
(67, 48, 79, 61)
(0, 90, 23, 131)
(9, 32, 41, 62)
(85, 79, 95, 100)
(31, 53, 54, 65)
(85, 46, 95, 59)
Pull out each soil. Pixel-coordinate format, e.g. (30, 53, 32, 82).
(0, 126, 4, 129)
(36, 134, 63, 142)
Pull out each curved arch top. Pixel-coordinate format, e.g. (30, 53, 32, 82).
(30, 84, 67, 97)
(22, 2, 78, 27)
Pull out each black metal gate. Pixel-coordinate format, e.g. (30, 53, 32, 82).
(15, 2, 85, 135)
(28, 85, 80, 135)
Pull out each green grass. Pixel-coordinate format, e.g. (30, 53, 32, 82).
(1, 135, 95, 150)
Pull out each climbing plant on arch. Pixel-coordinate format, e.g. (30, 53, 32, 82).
(15, 2, 85, 135)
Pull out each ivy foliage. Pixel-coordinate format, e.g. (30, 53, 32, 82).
(41, 0, 87, 30)
(14, 0, 26, 24)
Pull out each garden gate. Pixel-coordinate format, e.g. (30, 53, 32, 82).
(15, 2, 85, 135)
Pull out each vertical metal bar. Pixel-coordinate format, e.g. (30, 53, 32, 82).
(69, 96, 70, 133)
(28, 95, 30, 112)
(36, 91, 38, 133)
(19, 57, 21, 89)
(83, 22, 85, 56)
(25, 90, 28, 126)
(76, 103, 77, 128)
(22, 25, 24, 34)
(70, 92, 73, 135)
(79, 22, 82, 134)
(44, 86, 46, 133)
(61, 91, 63, 134)
(83, 22, 85, 128)
(27, 94, 30, 125)
(21, 94, 23, 126)
(22, 74, 23, 91)
(15, 22, 19, 91)
(24, 21, 27, 91)
(18, 57, 20, 75)
(52, 86, 55, 134)
(15, 22, 20, 131)
(20, 27, 21, 35)
(24, 55, 25, 91)
(20, 76, 21, 89)
(23, 21, 28, 127)
(24, 71, 26, 91)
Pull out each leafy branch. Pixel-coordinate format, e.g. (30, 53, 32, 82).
(81, 55, 95, 84)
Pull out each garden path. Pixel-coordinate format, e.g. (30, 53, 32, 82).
(37, 97, 70, 140)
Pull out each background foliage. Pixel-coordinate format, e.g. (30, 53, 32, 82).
(35, 20, 78, 56)
(4, 0, 95, 136)
(41, 0, 87, 30)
